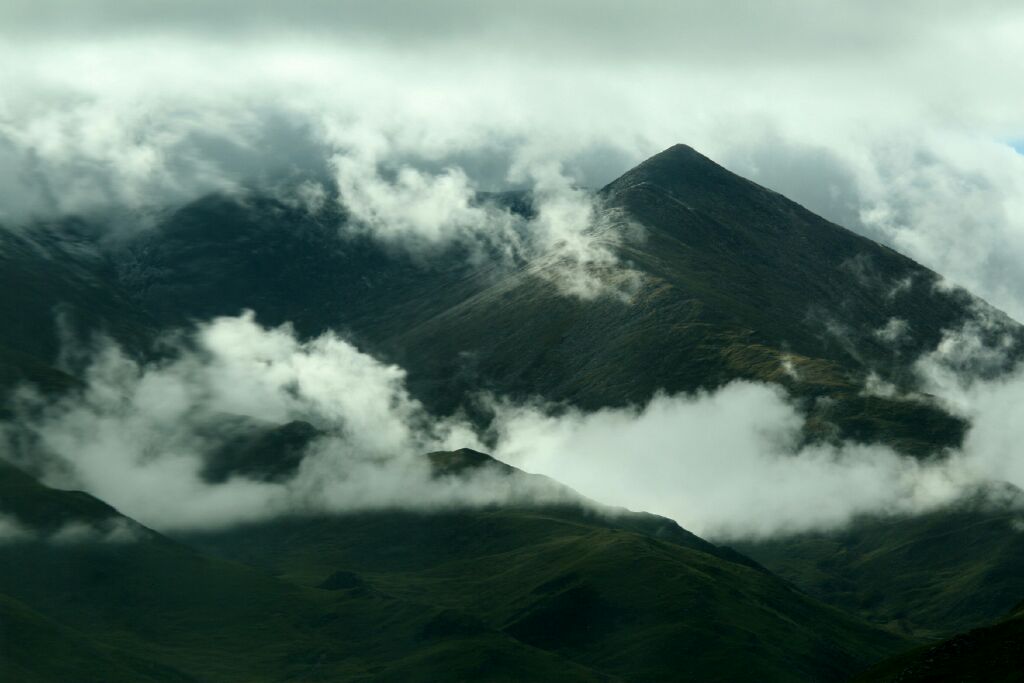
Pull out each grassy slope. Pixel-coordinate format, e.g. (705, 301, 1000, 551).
(184, 452, 912, 682)
(853, 601, 1024, 682)
(735, 493, 1024, 639)
(0, 462, 612, 682)
(0, 593, 168, 683)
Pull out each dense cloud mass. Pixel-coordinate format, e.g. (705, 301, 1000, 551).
(1, 313, 1021, 539)
(1, 314, 574, 531)
(1, 2, 1024, 314)
(490, 386, 965, 539)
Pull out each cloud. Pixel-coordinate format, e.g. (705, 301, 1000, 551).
(2, 4, 1024, 316)
(0, 512, 144, 545)
(875, 317, 910, 344)
(0, 514, 30, 544)
(324, 146, 637, 299)
(488, 383, 977, 540)
(4, 309, 1024, 541)
(1, 313, 574, 531)
(911, 317, 1024, 490)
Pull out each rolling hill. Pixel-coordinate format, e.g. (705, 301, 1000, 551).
(0, 455, 911, 681)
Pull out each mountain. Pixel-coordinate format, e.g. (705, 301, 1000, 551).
(0, 455, 910, 681)
(854, 600, 1024, 682)
(735, 486, 1024, 638)
(4, 146, 1007, 454)
(2, 143, 1023, 679)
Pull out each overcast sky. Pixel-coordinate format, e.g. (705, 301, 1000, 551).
(3, 2, 1023, 317)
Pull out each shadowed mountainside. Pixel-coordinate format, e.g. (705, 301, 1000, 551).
(853, 600, 1024, 682)
(4, 146, 1017, 455)
(736, 486, 1024, 639)
(0, 456, 911, 682)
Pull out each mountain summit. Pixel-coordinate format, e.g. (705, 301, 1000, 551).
(2, 144, 1015, 455)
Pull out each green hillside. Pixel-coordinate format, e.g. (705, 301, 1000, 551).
(0, 456, 912, 681)
(736, 488, 1024, 639)
(854, 601, 1024, 682)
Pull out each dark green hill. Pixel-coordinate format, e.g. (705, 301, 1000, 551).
(0, 461, 618, 681)
(0, 594, 163, 683)
(0, 457, 912, 681)
(735, 487, 1024, 639)
(854, 601, 1024, 682)
(184, 450, 912, 682)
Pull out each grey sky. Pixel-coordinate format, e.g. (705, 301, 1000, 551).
(2, 1, 1024, 317)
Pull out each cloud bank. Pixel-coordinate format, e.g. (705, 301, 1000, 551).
(2, 2, 1024, 315)
(2, 312, 1022, 540)
(1, 313, 573, 531)
(0, 512, 143, 546)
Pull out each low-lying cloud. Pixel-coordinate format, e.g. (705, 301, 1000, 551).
(3, 312, 1023, 540)
(0, 512, 143, 546)
(1, 313, 574, 531)
(325, 147, 640, 300)
(490, 385, 976, 540)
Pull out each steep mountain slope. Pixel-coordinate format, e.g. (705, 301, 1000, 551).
(3, 146, 1012, 455)
(854, 600, 1024, 682)
(184, 450, 911, 682)
(735, 487, 1024, 638)
(0, 456, 912, 681)
(384, 146, 1006, 453)
(0, 222, 154, 380)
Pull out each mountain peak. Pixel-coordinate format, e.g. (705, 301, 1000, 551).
(602, 143, 747, 201)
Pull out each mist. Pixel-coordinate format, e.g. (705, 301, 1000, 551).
(3, 310, 1022, 540)
(1, 313, 575, 532)
(2, 3, 1024, 316)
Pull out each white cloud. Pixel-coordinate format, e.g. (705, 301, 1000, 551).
(875, 317, 910, 344)
(1, 6, 1024, 315)
(3, 313, 573, 531)
(4, 310, 1024, 541)
(489, 383, 974, 540)
(0, 512, 144, 545)
(0, 513, 31, 544)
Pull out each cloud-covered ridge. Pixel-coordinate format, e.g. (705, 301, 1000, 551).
(4, 312, 1024, 540)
